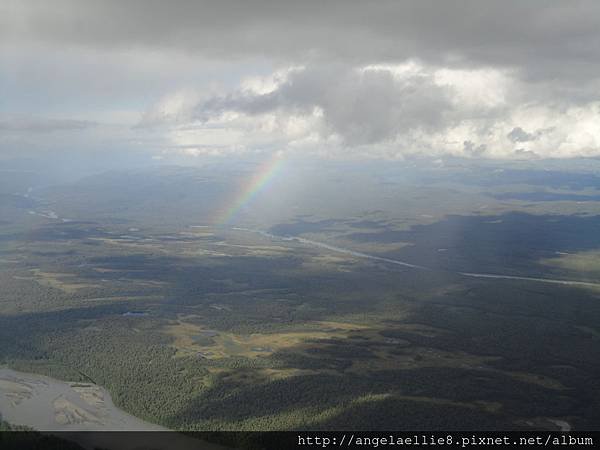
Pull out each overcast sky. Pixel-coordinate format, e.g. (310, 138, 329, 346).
(2, 0, 600, 161)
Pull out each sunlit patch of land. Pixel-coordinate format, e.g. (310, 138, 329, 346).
(164, 319, 370, 359)
(162, 316, 565, 398)
(541, 250, 600, 276)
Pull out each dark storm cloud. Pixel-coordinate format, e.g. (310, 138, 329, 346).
(4, 1, 600, 80)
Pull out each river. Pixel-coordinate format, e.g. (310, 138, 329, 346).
(0, 367, 228, 449)
(231, 227, 600, 289)
(0, 367, 166, 431)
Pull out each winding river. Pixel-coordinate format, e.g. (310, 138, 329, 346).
(232, 227, 600, 289)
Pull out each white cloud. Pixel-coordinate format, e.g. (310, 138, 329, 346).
(433, 68, 512, 111)
(139, 62, 600, 159)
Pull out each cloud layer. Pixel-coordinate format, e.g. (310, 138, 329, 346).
(3, 1, 600, 160)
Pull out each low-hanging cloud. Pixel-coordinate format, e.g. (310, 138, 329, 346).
(192, 65, 454, 146)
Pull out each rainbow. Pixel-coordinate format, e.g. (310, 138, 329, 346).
(216, 153, 285, 226)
